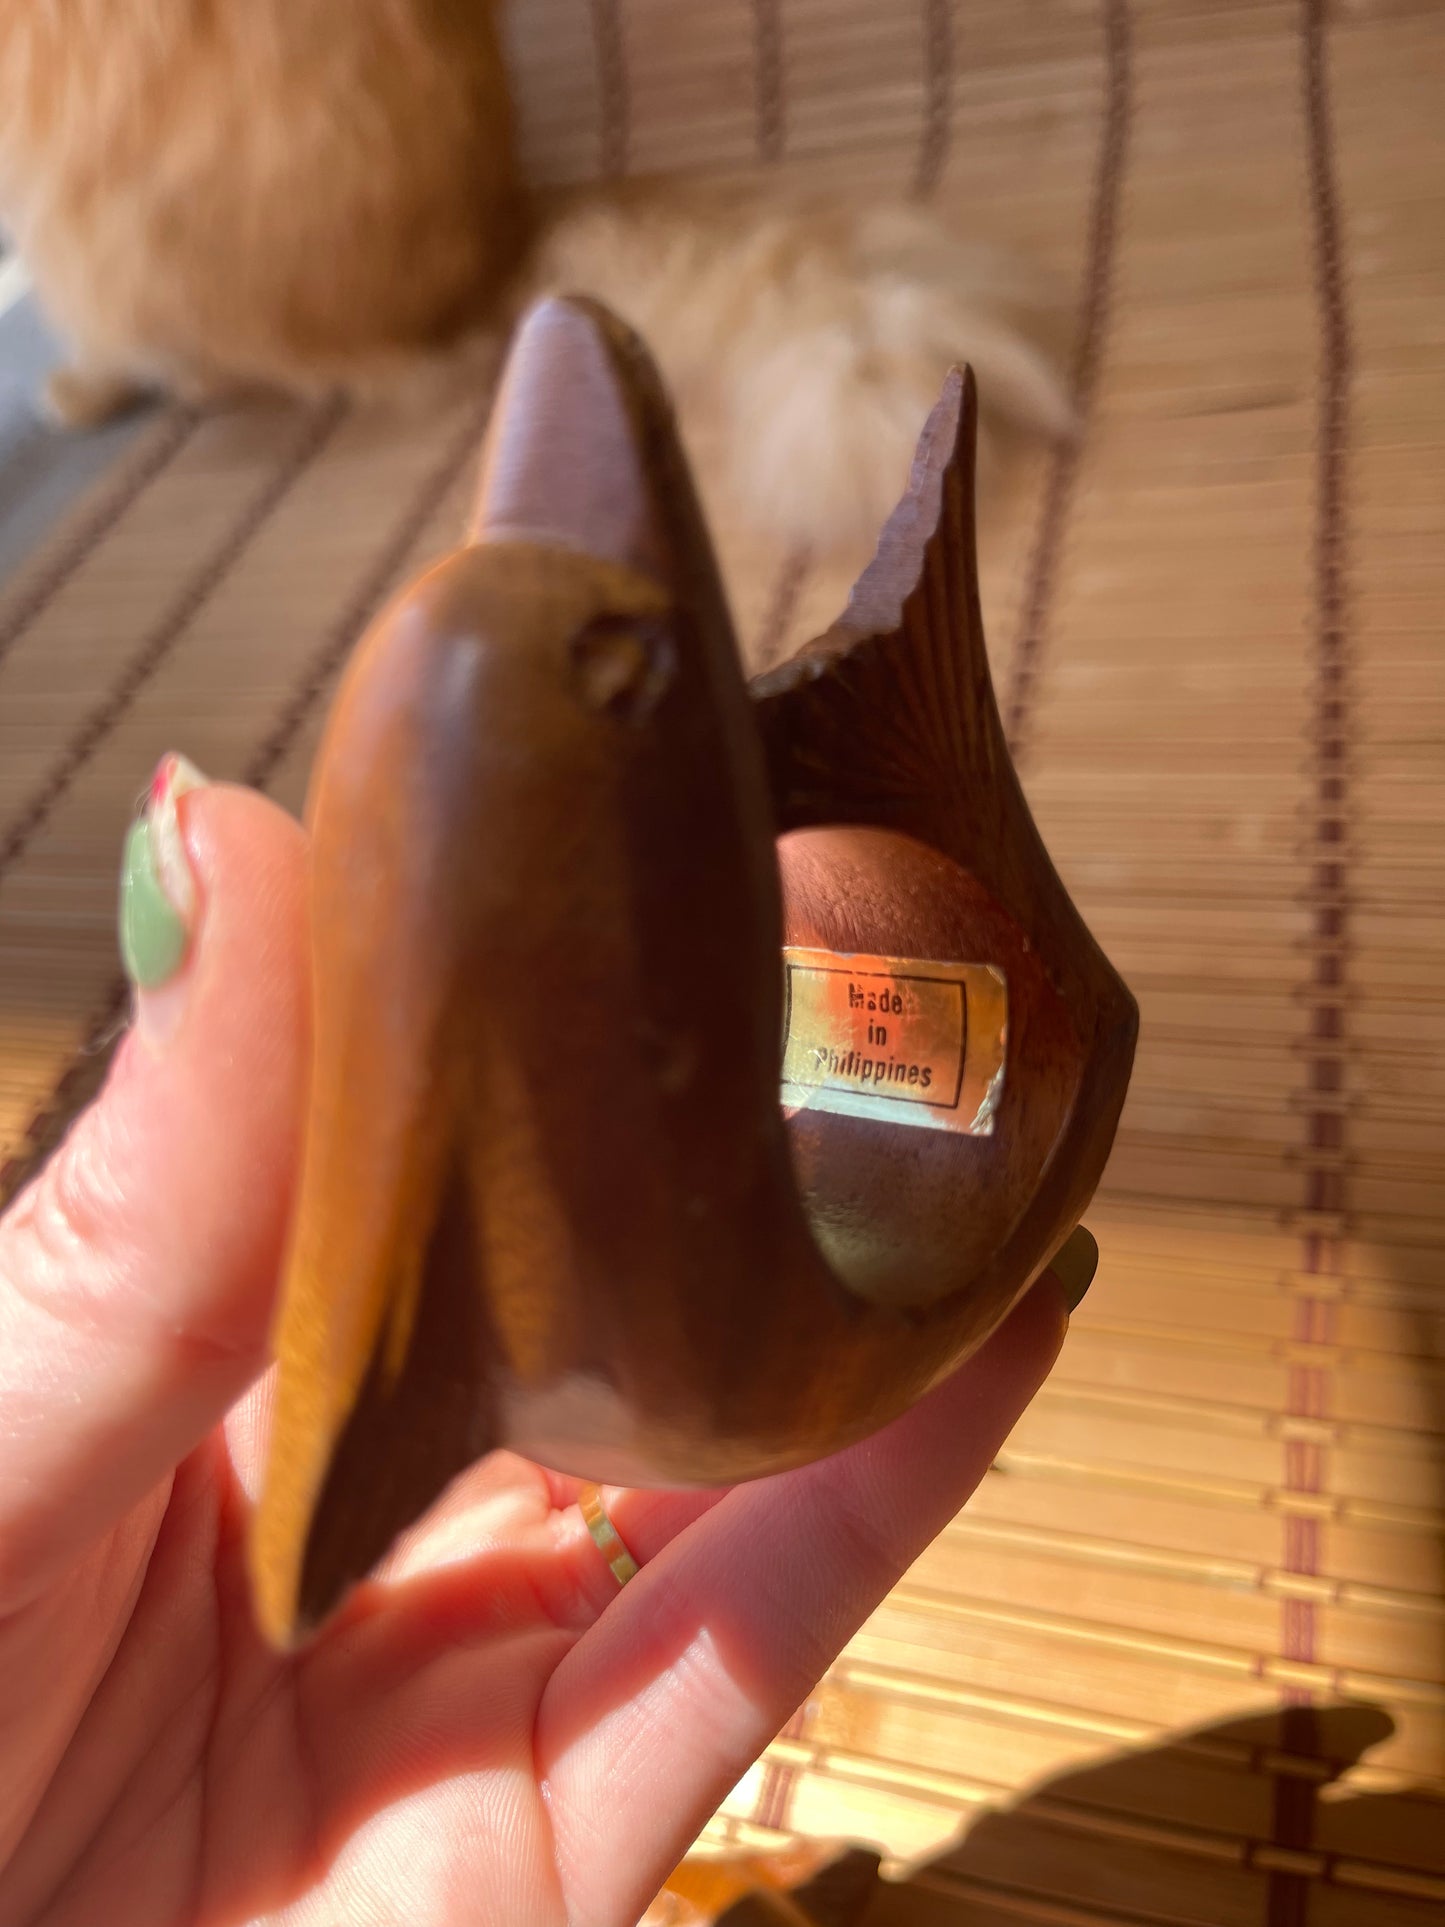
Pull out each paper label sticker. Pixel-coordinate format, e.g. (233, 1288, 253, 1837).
(781, 947, 1007, 1135)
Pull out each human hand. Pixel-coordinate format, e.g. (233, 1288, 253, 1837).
(0, 765, 1081, 1925)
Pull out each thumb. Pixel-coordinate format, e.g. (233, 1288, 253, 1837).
(0, 759, 308, 1612)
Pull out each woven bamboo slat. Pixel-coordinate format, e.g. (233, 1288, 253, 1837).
(1, 2, 1442, 1921)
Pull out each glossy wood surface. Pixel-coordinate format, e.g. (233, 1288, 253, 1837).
(248, 298, 1137, 1645)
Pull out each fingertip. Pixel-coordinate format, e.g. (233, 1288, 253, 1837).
(122, 779, 310, 1343)
(174, 781, 309, 1034)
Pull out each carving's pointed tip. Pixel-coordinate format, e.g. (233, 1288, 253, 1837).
(249, 1327, 357, 1649)
(907, 362, 976, 513)
(248, 1485, 306, 1652)
(753, 363, 980, 698)
(470, 293, 678, 585)
(928, 362, 976, 484)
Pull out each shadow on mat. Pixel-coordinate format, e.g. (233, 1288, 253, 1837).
(720, 1703, 1444, 1925)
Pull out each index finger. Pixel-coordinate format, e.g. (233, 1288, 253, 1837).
(537, 1273, 1070, 1927)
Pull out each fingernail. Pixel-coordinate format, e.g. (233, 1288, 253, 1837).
(1051, 1225, 1099, 1314)
(119, 754, 208, 1002)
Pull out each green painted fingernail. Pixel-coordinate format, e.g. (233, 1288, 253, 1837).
(1052, 1225, 1099, 1313)
(118, 754, 207, 990)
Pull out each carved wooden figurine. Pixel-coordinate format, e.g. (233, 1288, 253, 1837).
(248, 296, 1137, 1647)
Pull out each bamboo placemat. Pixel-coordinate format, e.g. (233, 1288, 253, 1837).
(2, 4, 1443, 1924)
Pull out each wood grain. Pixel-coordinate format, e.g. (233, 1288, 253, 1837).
(248, 298, 1135, 1643)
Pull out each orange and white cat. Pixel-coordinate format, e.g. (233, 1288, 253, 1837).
(0, 0, 1073, 557)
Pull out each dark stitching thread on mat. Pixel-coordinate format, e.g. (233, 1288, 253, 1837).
(1267, 1699, 1321, 1927)
(1290, 0, 1352, 1691)
(0, 409, 198, 674)
(755, 1702, 810, 1834)
(0, 979, 129, 1206)
(913, 0, 956, 201)
(752, 0, 786, 164)
(589, 0, 631, 181)
(0, 400, 345, 886)
(0, 423, 55, 532)
(0, 398, 489, 1209)
(1002, 0, 1131, 757)
(242, 396, 492, 790)
(1270, 4, 1353, 1923)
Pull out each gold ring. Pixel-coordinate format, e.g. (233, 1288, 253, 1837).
(578, 1483, 640, 1589)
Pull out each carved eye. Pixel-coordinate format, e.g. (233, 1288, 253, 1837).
(569, 615, 676, 722)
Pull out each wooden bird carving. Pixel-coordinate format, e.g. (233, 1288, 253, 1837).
(248, 296, 1137, 1647)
